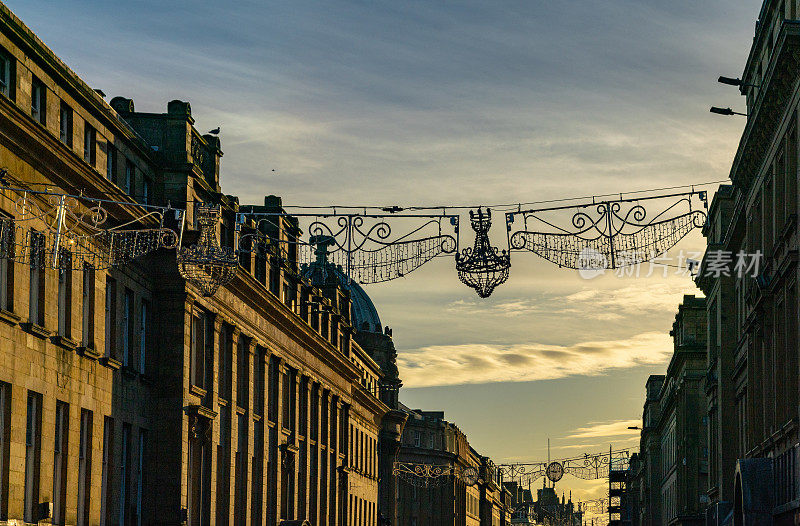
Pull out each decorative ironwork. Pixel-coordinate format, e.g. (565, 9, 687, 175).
(177, 204, 238, 297)
(498, 448, 632, 485)
(237, 210, 459, 285)
(455, 208, 510, 297)
(392, 462, 479, 488)
(0, 184, 178, 271)
(506, 191, 707, 270)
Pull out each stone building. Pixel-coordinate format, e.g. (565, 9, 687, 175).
(695, 1, 800, 524)
(631, 296, 707, 526)
(0, 2, 393, 525)
(395, 408, 511, 526)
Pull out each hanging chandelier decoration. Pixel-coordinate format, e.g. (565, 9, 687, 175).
(0, 184, 178, 271)
(177, 204, 238, 297)
(506, 190, 707, 270)
(455, 207, 510, 298)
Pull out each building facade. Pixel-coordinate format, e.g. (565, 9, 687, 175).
(394, 409, 511, 526)
(631, 296, 707, 526)
(0, 2, 393, 525)
(696, 1, 800, 524)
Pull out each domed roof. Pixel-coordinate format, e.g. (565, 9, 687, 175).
(300, 239, 382, 333)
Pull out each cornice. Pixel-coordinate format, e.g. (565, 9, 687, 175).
(731, 22, 800, 191)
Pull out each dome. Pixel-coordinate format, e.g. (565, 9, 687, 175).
(343, 275, 382, 333)
(300, 238, 383, 333)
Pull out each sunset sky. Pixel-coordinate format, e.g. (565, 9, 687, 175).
(11, 0, 759, 512)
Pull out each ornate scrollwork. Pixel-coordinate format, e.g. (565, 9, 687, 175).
(0, 185, 179, 271)
(507, 191, 707, 270)
(498, 448, 632, 485)
(392, 462, 479, 488)
(237, 211, 459, 284)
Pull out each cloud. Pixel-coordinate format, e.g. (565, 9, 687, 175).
(398, 331, 672, 387)
(566, 420, 642, 440)
(444, 281, 699, 322)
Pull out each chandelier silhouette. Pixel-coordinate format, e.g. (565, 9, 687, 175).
(455, 208, 510, 298)
(177, 204, 238, 296)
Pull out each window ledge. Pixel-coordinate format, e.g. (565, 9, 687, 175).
(121, 365, 138, 378)
(99, 356, 122, 370)
(0, 308, 20, 326)
(189, 384, 207, 398)
(20, 322, 51, 339)
(50, 334, 77, 350)
(185, 404, 218, 420)
(236, 405, 247, 416)
(77, 345, 101, 360)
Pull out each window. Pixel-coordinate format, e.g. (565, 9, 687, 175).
(24, 391, 42, 524)
(237, 336, 249, 408)
(120, 423, 131, 526)
(106, 143, 116, 181)
(216, 406, 231, 526)
(413, 430, 421, 447)
(0, 217, 14, 312)
(122, 288, 133, 367)
(0, 382, 10, 521)
(77, 409, 92, 526)
(84, 124, 96, 166)
(141, 178, 149, 206)
(0, 48, 13, 99)
(234, 413, 248, 526)
(57, 251, 72, 338)
(139, 299, 148, 375)
(31, 76, 45, 125)
(136, 429, 145, 526)
(59, 102, 72, 146)
(191, 310, 213, 389)
(125, 160, 135, 197)
(81, 264, 95, 348)
(100, 417, 114, 526)
(53, 401, 68, 525)
(254, 349, 265, 416)
(28, 231, 45, 326)
(105, 277, 116, 358)
(220, 325, 233, 401)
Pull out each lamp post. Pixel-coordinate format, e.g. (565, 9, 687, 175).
(710, 106, 748, 117)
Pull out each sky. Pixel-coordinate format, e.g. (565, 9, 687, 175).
(8, 0, 759, 513)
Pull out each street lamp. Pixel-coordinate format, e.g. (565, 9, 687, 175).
(717, 76, 760, 89)
(710, 106, 748, 117)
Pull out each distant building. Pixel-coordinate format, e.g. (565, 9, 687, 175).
(530, 484, 583, 526)
(631, 296, 707, 526)
(395, 408, 511, 526)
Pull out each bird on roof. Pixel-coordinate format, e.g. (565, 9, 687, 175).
(207, 127, 220, 135)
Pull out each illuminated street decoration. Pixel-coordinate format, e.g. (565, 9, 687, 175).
(237, 210, 459, 285)
(177, 204, 238, 296)
(392, 462, 479, 488)
(0, 184, 178, 271)
(0, 176, 709, 299)
(506, 190, 707, 270)
(455, 208, 511, 298)
(497, 447, 632, 484)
